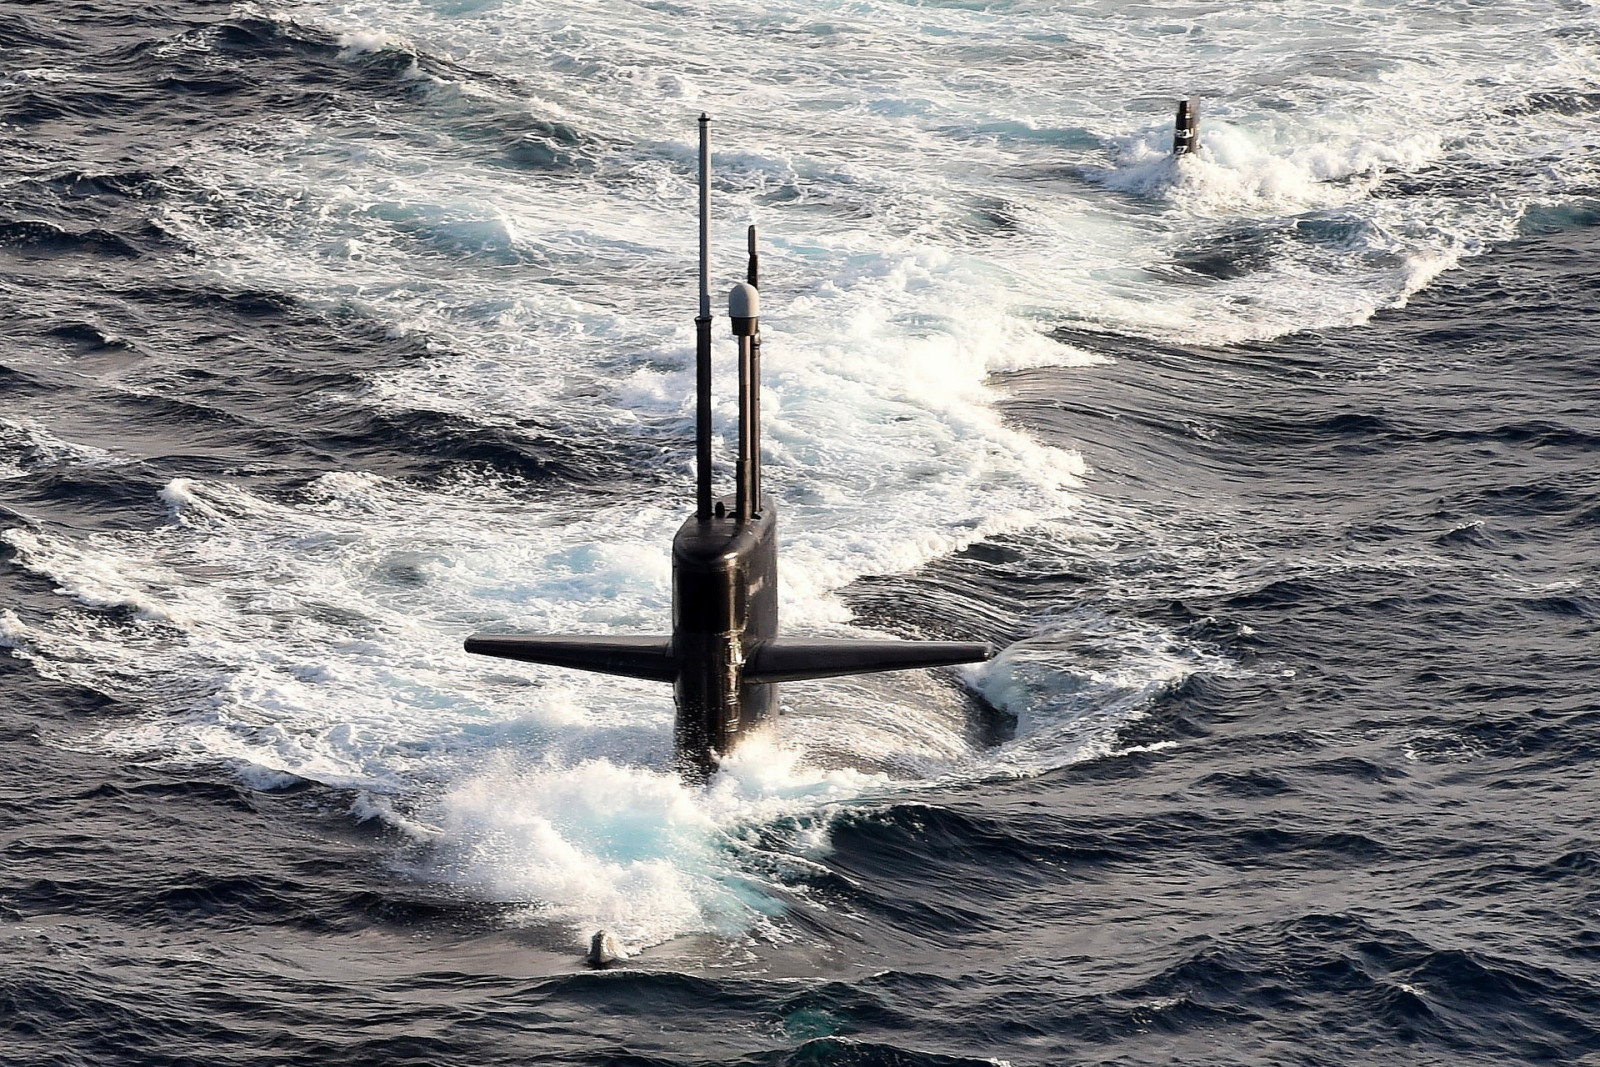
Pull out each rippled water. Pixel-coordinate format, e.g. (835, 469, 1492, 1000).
(2, 1, 1598, 1063)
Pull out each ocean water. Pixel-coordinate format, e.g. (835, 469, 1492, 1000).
(2, 0, 1598, 1063)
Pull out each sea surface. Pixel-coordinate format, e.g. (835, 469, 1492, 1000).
(2, 1, 1598, 1063)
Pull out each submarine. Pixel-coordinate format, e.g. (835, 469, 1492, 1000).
(465, 115, 995, 779)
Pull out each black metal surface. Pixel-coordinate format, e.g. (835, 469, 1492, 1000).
(745, 637, 993, 684)
(694, 114, 713, 519)
(462, 635, 676, 682)
(695, 311, 713, 519)
(670, 500, 779, 777)
(1173, 98, 1199, 155)
(734, 331, 757, 523)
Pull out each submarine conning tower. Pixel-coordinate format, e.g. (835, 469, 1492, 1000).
(464, 114, 995, 780)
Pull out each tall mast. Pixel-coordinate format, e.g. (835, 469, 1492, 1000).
(748, 223, 761, 514)
(695, 114, 714, 519)
(731, 256, 759, 522)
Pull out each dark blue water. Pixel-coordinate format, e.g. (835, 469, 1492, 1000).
(3, 2, 1599, 1064)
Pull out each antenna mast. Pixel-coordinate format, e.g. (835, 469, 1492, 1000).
(695, 114, 714, 519)
(730, 229, 760, 522)
(732, 225, 761, 520)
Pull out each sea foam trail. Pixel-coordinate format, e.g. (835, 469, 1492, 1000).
(2, 436, 1135, 948)
(294, 0, 1597, 341)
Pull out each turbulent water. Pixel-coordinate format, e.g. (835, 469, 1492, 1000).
(3, 0, 1599, 1063)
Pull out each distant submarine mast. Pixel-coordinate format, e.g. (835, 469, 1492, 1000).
(1173, 99, 1200, 156)
(464, 115, 995, 779)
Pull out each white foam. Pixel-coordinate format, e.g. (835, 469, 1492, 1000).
(336, 30, 396, 57)
(0, 610, 29, 649)
(4, 466, 1171, 948)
